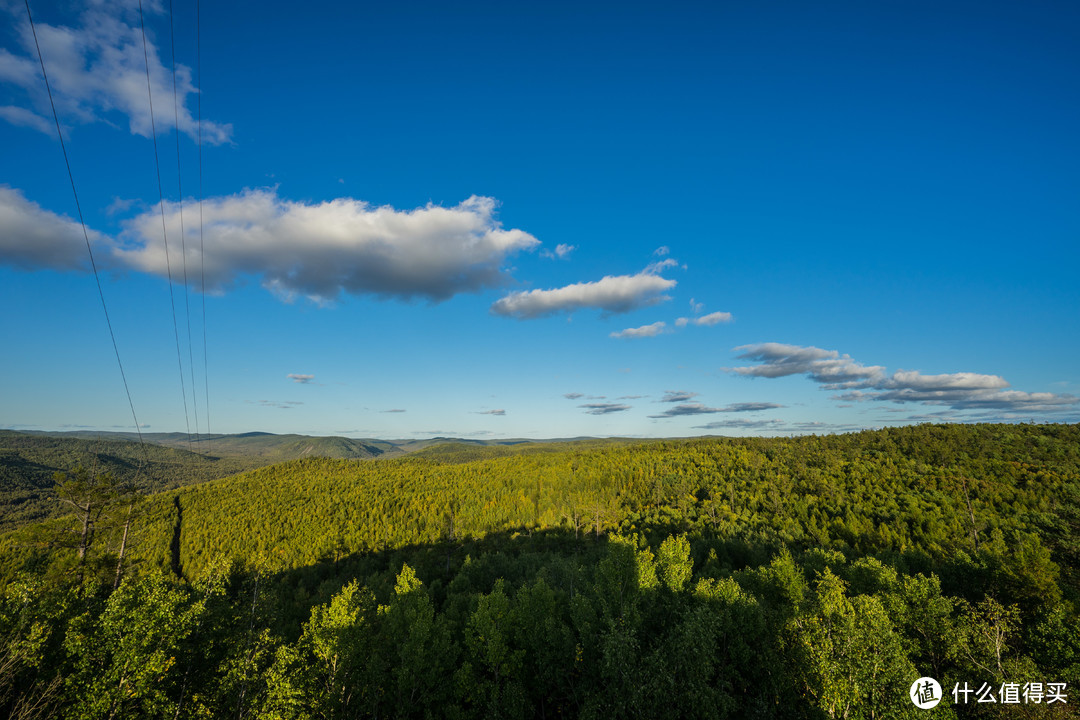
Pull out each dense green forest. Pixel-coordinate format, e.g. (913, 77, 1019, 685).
(0, 431, 271, 532)
(1, 423, 1077, 718)
(0, 430, 569, 533)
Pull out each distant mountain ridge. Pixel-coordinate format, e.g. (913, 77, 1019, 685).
(0, 430, 265, 531)
(12, 430, 394, 460)
(10, 429, 606, 460)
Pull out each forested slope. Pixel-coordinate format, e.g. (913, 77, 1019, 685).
(11, 429, 396, 461)
(121, 424, 1079, 595)
(143, 431, 396, 461)
(1, 423, 1077, 719)
(0, 429, 423, 532)
(0, 431, 266, 531)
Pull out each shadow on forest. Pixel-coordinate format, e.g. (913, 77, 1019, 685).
(247, 522, 757, 632)
(170, 496, 184, 580)
(234, 515, 1032, 636)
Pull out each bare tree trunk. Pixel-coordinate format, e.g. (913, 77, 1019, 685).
(113, 502, 133, 590)
(74, 499, 93, 587)
(77, 501, 92, 561)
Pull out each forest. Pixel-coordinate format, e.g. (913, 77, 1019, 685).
(0, 429, 441, 532)
(0, 422, 1077, 718)
(0, 430, 271, 532)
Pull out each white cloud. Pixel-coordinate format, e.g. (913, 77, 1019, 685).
(475, 409, 506, 416)
(839, 372, 1076, 412)
(0, 104, 52, 133)
(874, 384, 1077, 411)
(729, 342, 1078, 415)
(729, 343, 885, 387)
(491, 267, 676, 319)
(0, 187, 540, 304)
(0, 186, 113, 271)
(695, 311, 733, 326)
(654, 246, 670, 256)
(541, 243, 576, 259)
(880, 370, 1007, 392)
(0, 4, 231, 142)
(287, 373, 314, 384)
(610, 321, 666, 339)
(105, 197, 139, 216)
(117, 191, 539, 303)
(689, 298, 704, 314)
(677, 311, 733, 328)
(644, 258, 679, 275)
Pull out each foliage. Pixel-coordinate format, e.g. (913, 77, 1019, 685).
(0, 422, 1076, 718)
(0, 431, 268, 532)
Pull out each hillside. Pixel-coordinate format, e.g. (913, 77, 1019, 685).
(0, 430, 268, 531)
(15, 429, 397, 461)
(0, 430, 530, 532)
(119, 424, 1080, 592)
(0, 430, 618, 532)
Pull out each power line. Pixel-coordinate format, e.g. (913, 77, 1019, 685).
(197, 0, 212, 455)
(138, 0, 194, 452)
(23, 0, 148, 459)
(167, 0, 202, 452)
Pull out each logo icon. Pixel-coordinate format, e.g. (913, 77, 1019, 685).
(910, 677, 942, 709)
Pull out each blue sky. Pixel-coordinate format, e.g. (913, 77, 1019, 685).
(2, 0, 1078, 439)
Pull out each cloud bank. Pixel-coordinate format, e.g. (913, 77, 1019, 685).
(119, 192, 539, 303)
(729, 342, 1077, 415)
(650, 400, 785, 419)
(693, 418, 865, 434)
(0, 2, 231, 142)
(0, 188, 540, 304)
(729, 343, 885, 387)
(491, 268, 677, 319)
